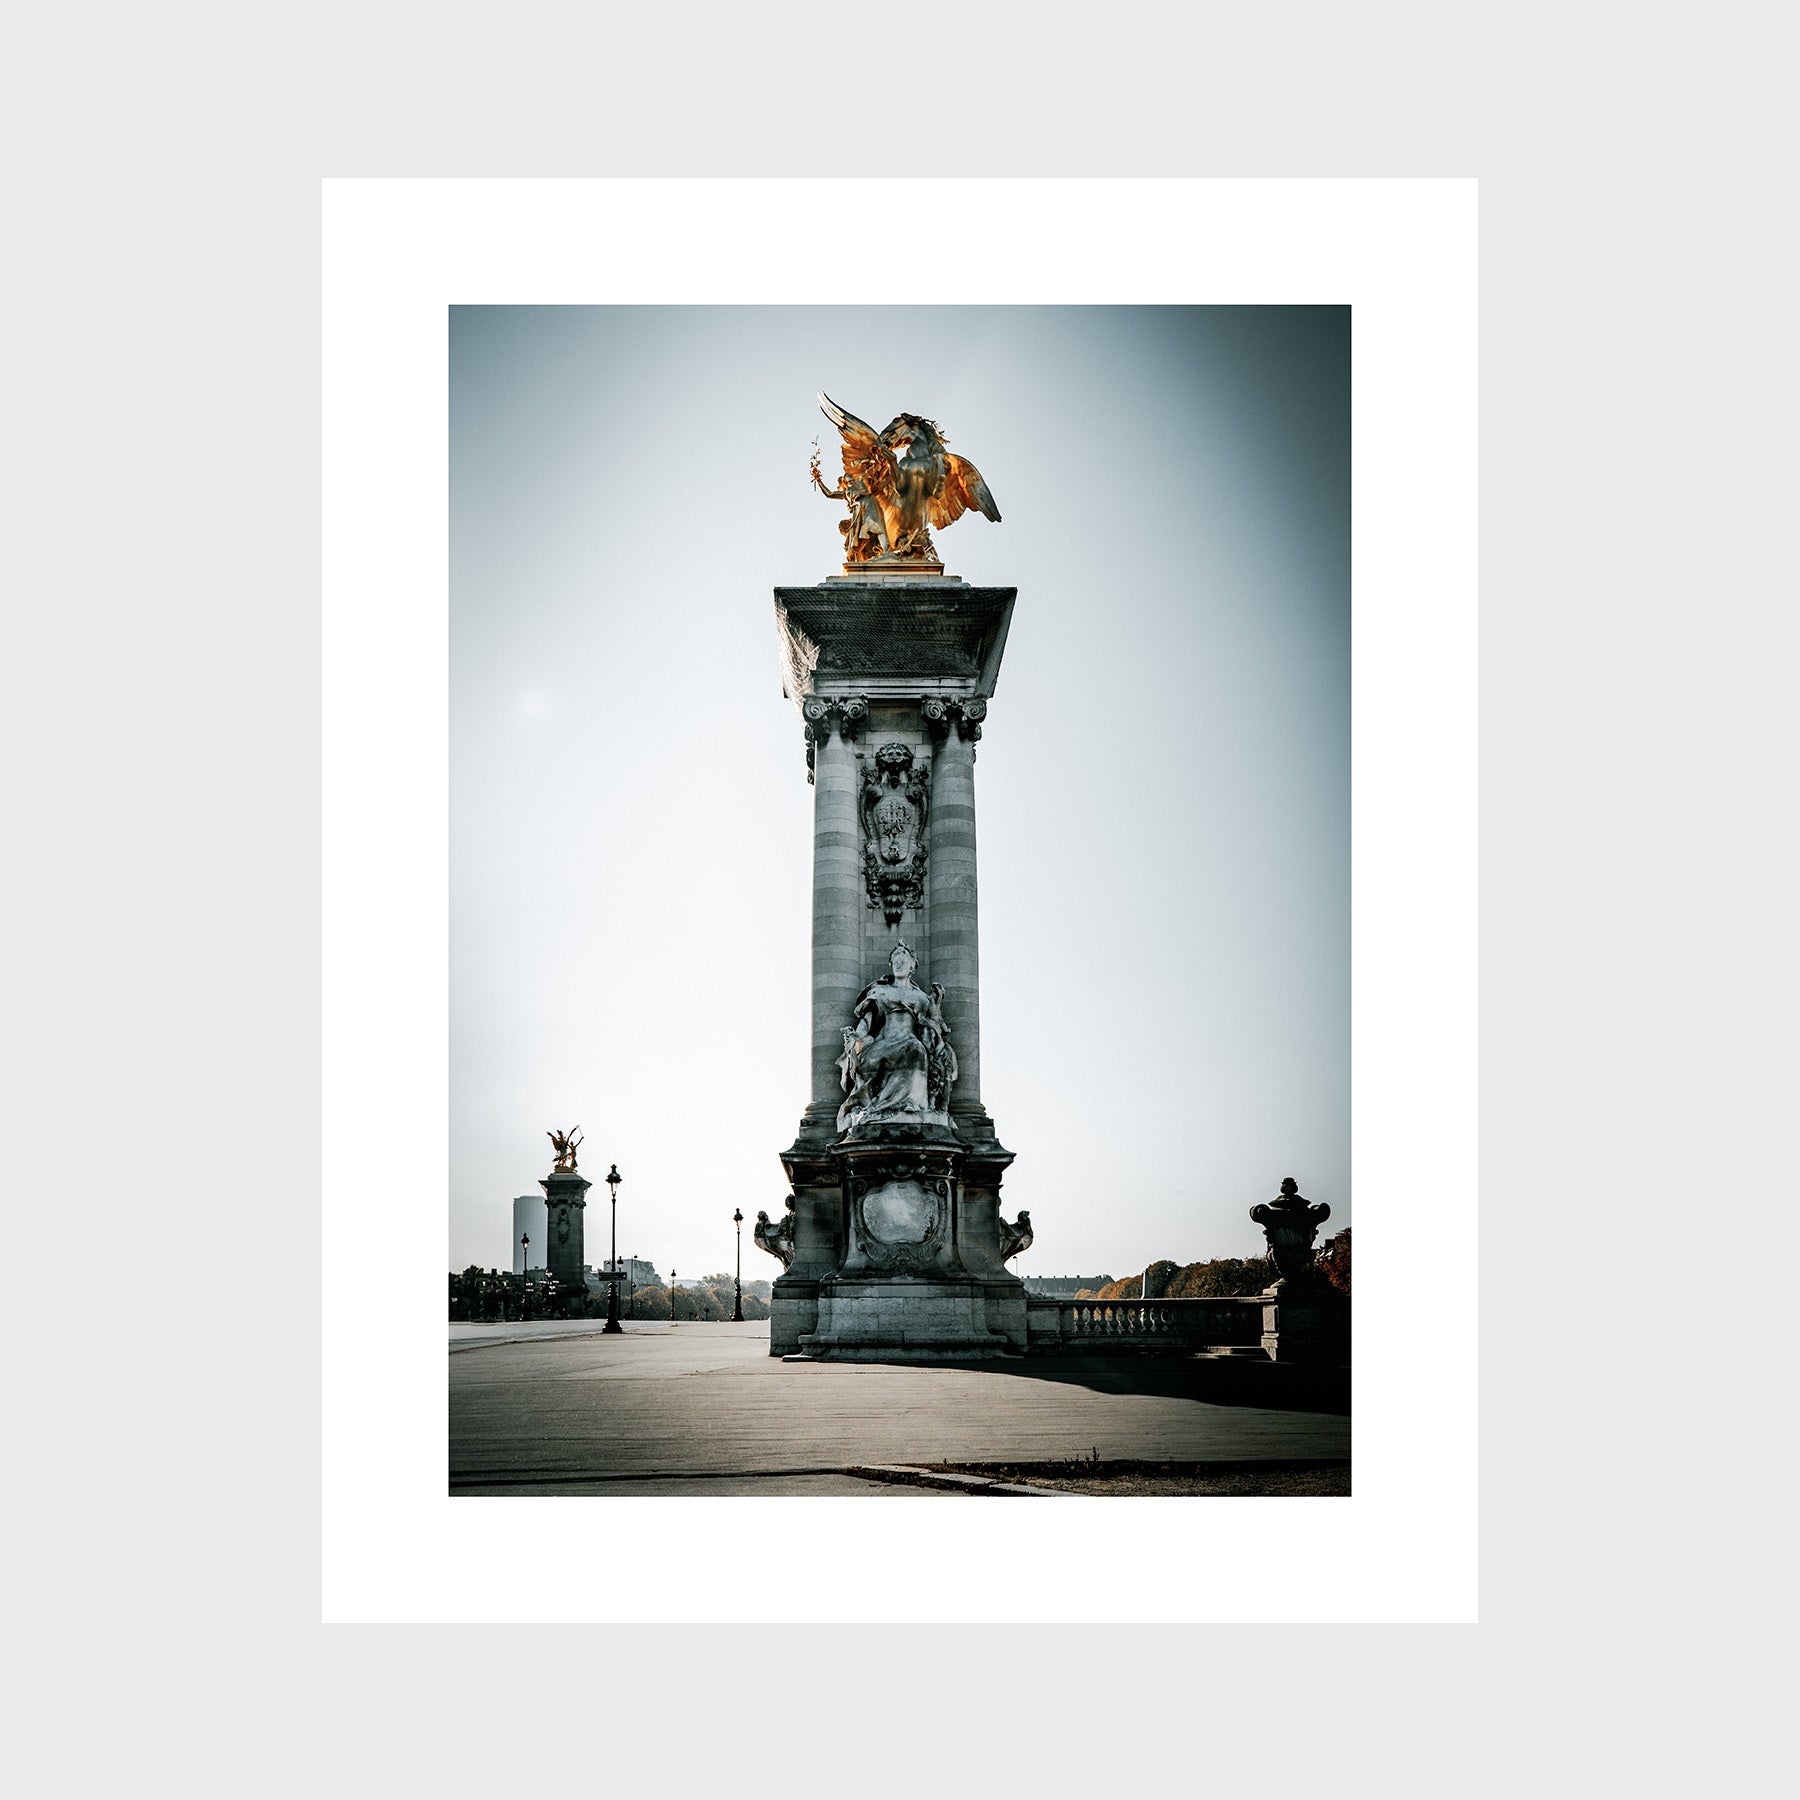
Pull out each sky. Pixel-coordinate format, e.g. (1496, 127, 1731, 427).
(450, 305, 1348, 1283)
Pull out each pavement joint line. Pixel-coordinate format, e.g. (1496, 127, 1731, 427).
(845, 1464, 1066, 1496)
(447, 1465, 1055, 1493)
(451, 1466, 867, 1488)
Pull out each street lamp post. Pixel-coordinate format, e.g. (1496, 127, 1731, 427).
(603, 1165, 623, 1335)
(670, 1271, 677, 1326)
(520, 1232, 530, 1321)
(733, 1209, 744, 1321)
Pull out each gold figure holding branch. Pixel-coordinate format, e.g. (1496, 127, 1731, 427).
(812, 396, 1001, 566)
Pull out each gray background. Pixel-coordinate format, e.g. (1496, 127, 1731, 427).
(451, 305, 1350, 1279)
(12, 0, 1779, 1762)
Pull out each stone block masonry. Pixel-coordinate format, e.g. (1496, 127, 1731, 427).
(768, 582, 1024, 1359)
(537, 1167, 591, 1288)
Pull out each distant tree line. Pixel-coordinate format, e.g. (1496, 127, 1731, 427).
(449, 1267, 585, 1322)
(1075, 1229, 1350, 1301)
(448, 1268, 774, 1322)
(622, 1280, 771, 1322)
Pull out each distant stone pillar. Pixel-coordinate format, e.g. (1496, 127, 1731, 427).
(799, 694, 867, 1141)
(538, 1167, 591, 1290)
(925, 696, 990, 1135)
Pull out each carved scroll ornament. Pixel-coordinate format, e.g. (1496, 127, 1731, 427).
(998, 1208, 1034, 1263)
(754, 1196, 798, 1269)
(921, 696, 986, 744)
(801, 694, 869, 782)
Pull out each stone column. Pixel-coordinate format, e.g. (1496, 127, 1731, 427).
(924, 696, 989, 1131)
(798, 694, 867, 1144)
(538, 1168, 591, 1289)
(771, 584, 1019, 1358)
(773, 693, 865, 1355)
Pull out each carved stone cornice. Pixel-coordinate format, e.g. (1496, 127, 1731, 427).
(774, 588, 1016, 697)
(801, 693, 869, 781)
(921, 696, 987, 744)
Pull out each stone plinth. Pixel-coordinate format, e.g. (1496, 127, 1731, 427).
(1259, 1284, 1350, 1365)
(768, 581, 1024, 1360)
(538, 1168, 591, 1288)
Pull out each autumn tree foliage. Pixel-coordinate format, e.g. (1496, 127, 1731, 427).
(630, 1281, 772, 1321)
(1077, 1255, 1275, 1301)
(1318, 1228, 1351, 1295)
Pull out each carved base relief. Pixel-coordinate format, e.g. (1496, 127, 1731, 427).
(843, 1149, 958, 1275)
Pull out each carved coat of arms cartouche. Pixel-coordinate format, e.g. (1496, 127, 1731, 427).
(859, 743, 930, 925)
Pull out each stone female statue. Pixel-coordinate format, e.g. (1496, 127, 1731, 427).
(836, 943, 958, 1133)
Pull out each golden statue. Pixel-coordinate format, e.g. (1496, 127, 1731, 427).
(812, 394, 1000, 569)
(547, 1127, 583, 1172)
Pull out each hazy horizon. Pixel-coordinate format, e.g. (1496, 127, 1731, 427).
(450, 305, 1349, 1282)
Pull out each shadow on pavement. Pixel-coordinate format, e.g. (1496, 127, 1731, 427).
(937, 1353, 1351, 1415)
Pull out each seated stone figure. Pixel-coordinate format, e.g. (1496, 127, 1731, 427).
(835, 942, 958, 1135)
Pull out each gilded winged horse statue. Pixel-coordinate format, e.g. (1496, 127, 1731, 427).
(811, 394, 1001, 567)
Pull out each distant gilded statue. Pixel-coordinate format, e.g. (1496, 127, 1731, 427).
(813, 394, 1000, 565)
(836, 943, 959, 1133)
(547, 1127, 583, 1172)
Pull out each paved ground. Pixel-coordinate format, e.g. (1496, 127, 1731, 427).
(449, 1321, 1350, 1495)
(929, 1462, 1352, 1496)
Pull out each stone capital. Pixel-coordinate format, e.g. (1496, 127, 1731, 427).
(801, 694, 869, 780)
(921, 696, 987, 744)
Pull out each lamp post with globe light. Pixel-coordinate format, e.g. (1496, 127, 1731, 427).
(603, 1165, 623, 1335)
(733, 1209, 744, 1321)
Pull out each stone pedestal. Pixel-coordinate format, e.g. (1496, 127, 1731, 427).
(538, 1167, 591, 1290)
(768, 581, 1025, 1360)
(1259, 1283, 1350, 1365)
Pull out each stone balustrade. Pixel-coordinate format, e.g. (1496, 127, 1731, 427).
(1024, 1294, 1266, 1353)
